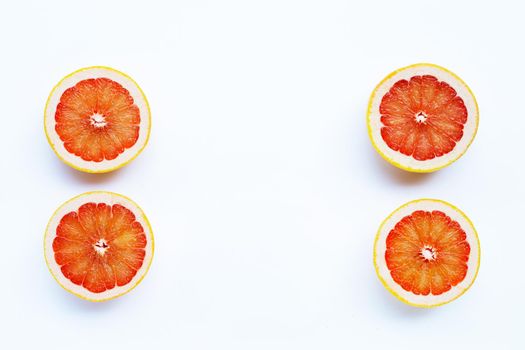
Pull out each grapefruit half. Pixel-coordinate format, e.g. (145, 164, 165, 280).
(374, 199, 480, 307)
(44, 192, 154, 301)
(44, 66, 151, 173)
(367, 63, 479, 172)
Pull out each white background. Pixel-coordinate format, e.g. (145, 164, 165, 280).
(0, 0, 522, 349)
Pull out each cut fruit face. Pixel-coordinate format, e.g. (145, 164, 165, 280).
(44, 67, 151, 173)
(374, 199, 480, 307)
(367, 63, 478, 172)
(44, 192, 154, 301)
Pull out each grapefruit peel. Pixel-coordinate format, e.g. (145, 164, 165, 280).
(367, 63, 479, 173)
(373, 198, 480, 308)
(44, 191, 154, 302)
(44, 66, 151, 173)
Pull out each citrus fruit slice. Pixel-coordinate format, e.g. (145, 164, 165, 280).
(44, 66, 151, 173)
(44, 192, 154, 301)
(367, 63, 479, 172)
(374, 199, 480, 307)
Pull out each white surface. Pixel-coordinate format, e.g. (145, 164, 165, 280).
(0, 0, 523, 349)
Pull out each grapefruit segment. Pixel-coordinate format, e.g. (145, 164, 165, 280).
(44, 192, 154, 301)
(45, 67, 151, 173)
(374, 199, 480, 307)
(367, 64, 478, 172)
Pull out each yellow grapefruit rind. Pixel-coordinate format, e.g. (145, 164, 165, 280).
(44, 191, 155, 302)
(373, 198, 480, 308)
(366, 63, 479, 173)
(44, 66, 151, 174)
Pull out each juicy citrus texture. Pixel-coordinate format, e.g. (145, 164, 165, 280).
(380, 75, 468, 161)
(385, 210, 470, 296)
(52, 202, 147, 294)
(54, 77, 140, 162)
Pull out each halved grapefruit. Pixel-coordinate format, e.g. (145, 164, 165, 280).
(367, 63, 479, 172)
(44, 67, 151, 173)
(374, 199, 480, 307)
(44, 192, 154, 301)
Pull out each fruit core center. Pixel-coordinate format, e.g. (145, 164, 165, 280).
(420, 246, 437, 261)
(93, 238, 109, 256)
(90, 113, 107, 128)
(415, 112, 428, 123)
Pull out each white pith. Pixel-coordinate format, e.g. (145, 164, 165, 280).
(90, 113, 107, 128)
(421, 246, 437, 261)
(415, 112, 427, 123)
(44, 67, 150, 173)
(93, 238, 109, 256)
(374, 199, 480, 307)
(368, 64, 478, 172)
(44, 192, 154, 301)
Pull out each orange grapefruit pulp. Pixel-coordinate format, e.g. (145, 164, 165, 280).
(55, 77, 140, 162)
(380, 75, 468, 161)
(385, 210, 470, 296)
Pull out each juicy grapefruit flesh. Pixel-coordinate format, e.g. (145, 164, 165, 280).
(52, 202, 147, 294)
(54, 78, 140, 162)
(380, 75, 468, 161)
(385, 210, 470, 296)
